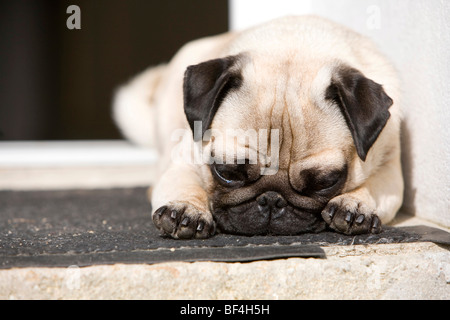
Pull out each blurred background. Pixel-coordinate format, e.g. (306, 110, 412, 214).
(0, 0, 228, 140)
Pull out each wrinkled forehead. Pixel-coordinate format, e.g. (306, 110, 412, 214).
(206, 127, 348, 171)
(208, 60, 352, 169)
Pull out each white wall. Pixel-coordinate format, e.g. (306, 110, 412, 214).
(230, 0, 450, 227)
(230, 0, 312, 30)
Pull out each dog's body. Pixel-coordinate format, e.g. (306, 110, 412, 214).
(114, 16, 403, 239)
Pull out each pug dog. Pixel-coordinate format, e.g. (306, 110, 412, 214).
(113, 16, 403, 239)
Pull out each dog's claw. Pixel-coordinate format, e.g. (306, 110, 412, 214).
(155, 206, 166, 216)
(371, 215, 381, 233)
(197, 221, 204, 231)
(345, 211, 353, 223)
(355, 214, 365, 224)
(181, 217, 190, 226)
(328, 206, 336, 219)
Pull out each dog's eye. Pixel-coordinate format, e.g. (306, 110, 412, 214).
(314, 172, 342, 191)
(212, 164, 246, 187)
(301, 166, 347, 196)
(211, 162, 260, 187)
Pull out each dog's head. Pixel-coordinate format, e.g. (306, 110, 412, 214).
(183, 54, 393, 235)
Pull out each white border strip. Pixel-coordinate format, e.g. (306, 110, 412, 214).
(0, 140, 158, 167)
(229, 0, 313, 31)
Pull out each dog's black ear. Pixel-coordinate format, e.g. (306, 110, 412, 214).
(183, 55, 243, 141)
(326, 66, 393, 161)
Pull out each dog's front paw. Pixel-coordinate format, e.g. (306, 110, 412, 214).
(321, 196, 382, 235)
(152, 201, 216, 239)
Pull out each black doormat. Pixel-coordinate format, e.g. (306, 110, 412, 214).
(0, 187, 449, 269)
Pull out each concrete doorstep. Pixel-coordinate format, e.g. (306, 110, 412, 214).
(1, 241, 449, 300)
(0, 142, 448, 300)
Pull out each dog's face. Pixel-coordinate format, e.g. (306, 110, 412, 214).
(183, 54, 392, 235)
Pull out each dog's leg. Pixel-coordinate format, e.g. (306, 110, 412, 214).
(322, 153, 404, 235)
(151, 163, 215, 239)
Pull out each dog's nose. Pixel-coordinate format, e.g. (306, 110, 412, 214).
(257, 191, 287, 208)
